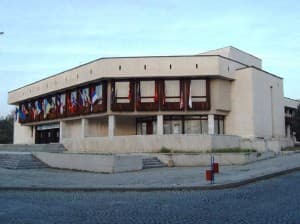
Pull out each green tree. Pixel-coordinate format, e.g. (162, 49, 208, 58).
(0, 113, 13, 144)
(291, 105, 300, 141)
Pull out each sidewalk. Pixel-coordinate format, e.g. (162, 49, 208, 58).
(0, 152, 300, 191)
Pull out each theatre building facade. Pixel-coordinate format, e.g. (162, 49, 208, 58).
(8, 46, 299, 153)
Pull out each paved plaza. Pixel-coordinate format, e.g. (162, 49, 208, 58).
(0, 152, 300, 190)
(1, 171, 300, 224)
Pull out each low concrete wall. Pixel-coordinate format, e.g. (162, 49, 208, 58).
(138, 152, 275, 166)
(241, 138, 294, 153)
(62, 135, 241, 153)
(34, 152, 143, 173)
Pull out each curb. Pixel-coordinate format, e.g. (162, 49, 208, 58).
(0, 166, 300, 192)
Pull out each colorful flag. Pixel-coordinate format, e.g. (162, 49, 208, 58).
(188, 81, 192, 108)
(154, 81, 158, 103)
(179, 82, 184, 109)
(128, 83, 132, 101)
(136, 82, 141, 105)
(15, 107, 19, 121)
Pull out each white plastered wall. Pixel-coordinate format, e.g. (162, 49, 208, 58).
(226, 69, 255, 137)
(13, 121, 35, 144)
(226, 67, 285, 138)
(251, 69, 285, 138)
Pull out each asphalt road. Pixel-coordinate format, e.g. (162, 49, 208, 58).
(0, 171, 300, 224)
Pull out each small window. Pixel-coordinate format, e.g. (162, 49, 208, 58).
(196, 64, 198, 69)
(119, 65, 122, 71)
(169, 64, 172, 70)
(144, 65, 147, 70)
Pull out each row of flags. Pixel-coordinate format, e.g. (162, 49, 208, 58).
(18, 84, 103, 122)
(18, 81, 195, 122)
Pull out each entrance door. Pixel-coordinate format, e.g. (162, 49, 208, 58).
(36, 128, 60, 144)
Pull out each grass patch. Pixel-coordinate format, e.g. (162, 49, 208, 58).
(282, 146, 300, 151)
(210, 148, 257, 153)
(160, 147, 172, 153)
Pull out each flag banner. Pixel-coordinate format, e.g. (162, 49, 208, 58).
(80, 87, 91, 113)
(34, 100, 42, 121)
(154, 81, 159, 103)
(136, 82, 141, 105)
(128, 83, 132, 101)
(27, 102, 35, 121)
(179, 81, 184, 109)
(17, 82, 107, 123)
(19, 104, 28, 122)
(57, 94, 66, 116)
(188, 81, 193, 108)
(111, 84, 116, 105)
(15, 107, 19, 121)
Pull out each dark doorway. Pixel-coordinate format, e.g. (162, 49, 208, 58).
(36, 128, 59, 144)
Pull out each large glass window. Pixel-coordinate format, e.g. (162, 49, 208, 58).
(214, 115, 225, 134)
(136, 117, 157, 135)
(184, 116, 208, 134)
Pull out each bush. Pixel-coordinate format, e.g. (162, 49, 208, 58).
(160, 147, 172, 153)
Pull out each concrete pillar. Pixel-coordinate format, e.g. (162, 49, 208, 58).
(108, 115, 115, 137)
(81, 118, 88, 138)
(59, 121, 65, 143)
(32, 126, 36, 144)
(157, 115, 164, 135)
(208, 114, 215, 135)
(107, 81, 112, 113)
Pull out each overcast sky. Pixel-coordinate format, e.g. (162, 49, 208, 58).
(0, 0, 299, 116)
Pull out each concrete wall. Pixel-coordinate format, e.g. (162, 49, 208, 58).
(115, 116, 136, 136)
(251, 68, 285, 138)
(226, 67, 284, 139)
(62, 134, 241, 153)
(210, 79, 231, 112)
(34, 152, 143, 173)
(201, 46, 262, 68)
(284, 97, 299, 109)
(86, 117, 108, 137)
(8, 55, 238, 104)
(141, 151, 274, 166)
(13, 121, 34, 144)
(226, 68, 254, 137)
(62, 119, 81, 138)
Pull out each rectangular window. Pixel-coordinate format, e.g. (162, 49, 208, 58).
(214, 115, 225, 134)
(165, 80, 180, 102)
(190, 79, 207, 102)
(115, 81, 130, 103)
(184, 119, 201, 134)
(140, 81, 155, 103)
(136, 117, 156, 135)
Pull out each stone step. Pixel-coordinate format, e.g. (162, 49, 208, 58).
(0, 144, 66, 153)
(0, 153, 48, 169)
(143, 157, 166, 169)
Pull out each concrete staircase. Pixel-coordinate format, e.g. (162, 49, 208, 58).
(0, 144, 65, 153)
(143, 157, 166, 169)
(0, 153, 48, 169)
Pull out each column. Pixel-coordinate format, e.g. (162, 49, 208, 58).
(208, 114, 215, 135)
(157, 115, 163, 135)
(81, 118, 88, 138)
(59, 121, 65, 143)
(108, 115, 115, 137)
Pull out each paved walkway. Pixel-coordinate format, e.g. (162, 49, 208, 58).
(0, 152, 300, 191)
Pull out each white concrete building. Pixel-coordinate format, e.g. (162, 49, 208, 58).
(8, 46, 299, 153)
